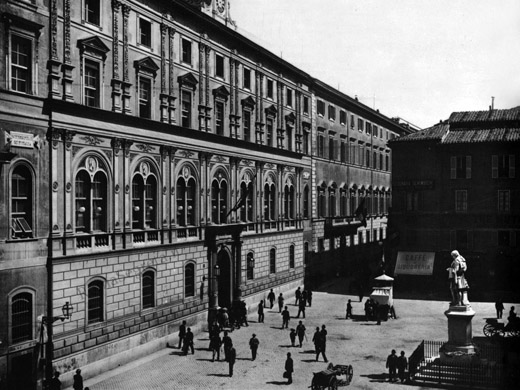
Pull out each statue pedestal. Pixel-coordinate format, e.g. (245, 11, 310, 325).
(440, 304, 478, 363)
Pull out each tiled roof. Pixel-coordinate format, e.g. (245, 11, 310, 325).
(449, 107, 520, 123)
(392, 106, 520, 144)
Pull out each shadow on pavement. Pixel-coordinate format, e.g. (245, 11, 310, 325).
(301, 359, 318, 363)
(208, 373, 230, 377)
(168, 351, 185, 356)
(359, 373, 387, 383)
(299, 350, 315, 354)
(278, 345, 293, 348)
(265, 381, 288, 385)
(196, 358, 216, 362)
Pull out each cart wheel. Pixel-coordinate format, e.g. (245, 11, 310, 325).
(311, 376, 321, 390)
(483, 323, 494, 337)
(507, 328, 520, 338)
(346, 365, 354, 384)
(328, 376, 338, 390)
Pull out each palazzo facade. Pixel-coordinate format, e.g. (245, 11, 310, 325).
(0, 1, 410, 388)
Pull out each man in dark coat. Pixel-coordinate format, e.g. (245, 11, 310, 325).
(178, 320, 186, 349)
(346, 299, 352, 319)
(228, 342, 236, 377)
(210, 333, 222, 362)
(319, 325, 328, 362)
(258, 300, 265, 323)
(49, 371, 61, 390)
(312, 327, 322, 362)
(183, 327, 194, 355)
(295, 287, 302, 305)
(386, 349, 398, 382)
(278, 293, 285, 313)
(296, 298, 306, 318)
(249, 333, 260, 360)
(397, 351, 408, 383)
(73, 369, 83, 390)
(267, 289, 276, 309)
(285, 352, 294, 384)
(301, 290, 308, 306)
(282, 306, 291, 329)
(222, 330, 232, 362)
(296, 321, 306, 348)
(307, 290, 313, 307)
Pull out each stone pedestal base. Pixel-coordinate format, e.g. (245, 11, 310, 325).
(441, 304, 477, 363)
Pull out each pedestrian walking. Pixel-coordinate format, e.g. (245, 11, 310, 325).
(228, 342, 236, 377)
(278, 293, 285, 313)
(289, 328, 296, 347)
(312, 327, 325, 362)
(296, 298, 306, 318)
(73, 369, 83, 390)
(222, 330, 232, 362)
(302, 289, 308, 306)
(240, 300, 249, 327)
(258, 299, 265, 323)
(397, 351, 408, 383)
(296, 321, 306, 348)
(178, 320, 187, 349)
(282, 306, 291, 329)
(249, 333, 260, 360)
(386, 349, 398, 382)
(307, 290, 313, 307)
(183, 327, 194, 355)
(49, 371, 62, 390)
(496, 298, 504, 319)
(346, 299, 352, 319)
(319, 325, 328, 362)
(268, 289, 276, 309)
(210, 333, 222, 362)
(295, 287, 302, 305)
(284, 352, 294, 384)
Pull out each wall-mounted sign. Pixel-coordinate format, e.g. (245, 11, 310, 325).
(302, 171, 310, 180)
(394, 251, 435, 275)
(10, 131, 35, 149)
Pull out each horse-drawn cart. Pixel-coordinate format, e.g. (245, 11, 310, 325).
(310, 363, 354, 389)
(483, 318, 520, 338)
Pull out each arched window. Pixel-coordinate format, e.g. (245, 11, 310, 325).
(317, 186, 326, 218)
(303, 185, 309, 218)
(246, 252, 254, 280)
(75, 161, 108, 233)
(269, 248, 276, 274)
(132, 162, 157, 229)
(340, 188, 348, 217)
(177, 172, 197, 226)
(289, 244, 295, 268)
(11, 292, 33, 343)
(328, 187, 336, 217)
(283, 183, 295, 220)
(184, 263, 195, 297)
(88, 280, 104, 324)
(142, 270, 155, 309)
(264, 181, 276, 221)
(239, 180, 254, 222)
(10, 164, 33, 238)
(350, 189, 357, 216)
(211, 177, 228, 224)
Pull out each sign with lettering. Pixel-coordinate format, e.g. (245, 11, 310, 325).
(394, 251, 435, 275)
(10, 131, 35, 148)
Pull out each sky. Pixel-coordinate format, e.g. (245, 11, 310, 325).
(230, 0, 520, 129)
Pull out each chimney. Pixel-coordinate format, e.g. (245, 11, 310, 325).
(491, 96, 495, 110)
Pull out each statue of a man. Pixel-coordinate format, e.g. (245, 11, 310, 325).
(447, 250, 469, 305)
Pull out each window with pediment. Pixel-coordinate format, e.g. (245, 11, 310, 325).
(135, 57, 159, 119)
(239, 173, 254, 223)
(211, 172, 228, 224)
(264, 178, 276, 222)
(78, 36, 110, 108)
(10, 163, 34, 239)
(176, 165, 197, 226)
(283, 178, 295, 221)
(178, 73, 198, 128)
(132, 160, 158, 229)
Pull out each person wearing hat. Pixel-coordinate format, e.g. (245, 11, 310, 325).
(249, 333, 260, 360)
(73, 369, 83, 390)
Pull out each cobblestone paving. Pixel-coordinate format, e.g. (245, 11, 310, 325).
(69, 283, 505, 390)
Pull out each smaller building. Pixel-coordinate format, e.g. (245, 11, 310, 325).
(389, 106, 520, 299)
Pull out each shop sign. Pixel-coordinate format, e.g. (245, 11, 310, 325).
(395, 251, 435, 275)
(10, 131, 35, 148)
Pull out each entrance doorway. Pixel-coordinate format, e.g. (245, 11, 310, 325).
(217, 249, 232, 309)
(9, 352, 35, 390)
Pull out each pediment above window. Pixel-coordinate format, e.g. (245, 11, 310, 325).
(77, 36, 110, 60)
(212, 85, 230, 101)
(265, 104, 277, 117)
(285, 112, 296, 124)
(178, 72, 198, 90)
(2, 12, 44, 34)
(134, 56, 160, 76)
(241, 96, 256, 108)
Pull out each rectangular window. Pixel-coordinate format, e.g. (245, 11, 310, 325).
(303, 96, 309, 114)
(266, 117, 274, 147)
(181, 38, 192, 64)
(215, 53, 224, 78)
(340, 110, 347, 125)
(243, 67, 251, 89)
(215, 101, 224, 135)
(84, 59, 100, 107)
(498, 190, 510, 212)
(329, 138, 335, 160)
(181, 90, 192, 128)
(85, 0, 100, 26)
(317, 132, 325, 158)
(139, 77, 151, 119)
(455, 190, 467, 212)
(358, 118, 364, 132)
(243, 110, 251, 141)
(286, 88, 293, 107)
(340, 141, 347, 163)
(350, 114, 355, 129)
(451, 156, 472, 179)
(317, 100, 325, 116)
(328, 105, 336, 121)
(303, 130, 309, 155)
(492, 155, 516, 178)
(267, 79, 274, 99)
(139, 18, 152, 48)
(366, 122, 372, 135)
(11, 35, 32, 93)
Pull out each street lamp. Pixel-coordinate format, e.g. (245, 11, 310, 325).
(42, 301, 74, 325)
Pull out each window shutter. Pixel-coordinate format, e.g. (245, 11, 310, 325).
(492, 155, 498, 178)
(468, 230, 474, 250)
(450, 156, 456, 179)
(509, 155, 515, 178)
(450, 230, 456, 248)
(466, 156, 472, 179)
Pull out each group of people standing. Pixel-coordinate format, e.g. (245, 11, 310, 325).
(386, 349, 408, 383)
